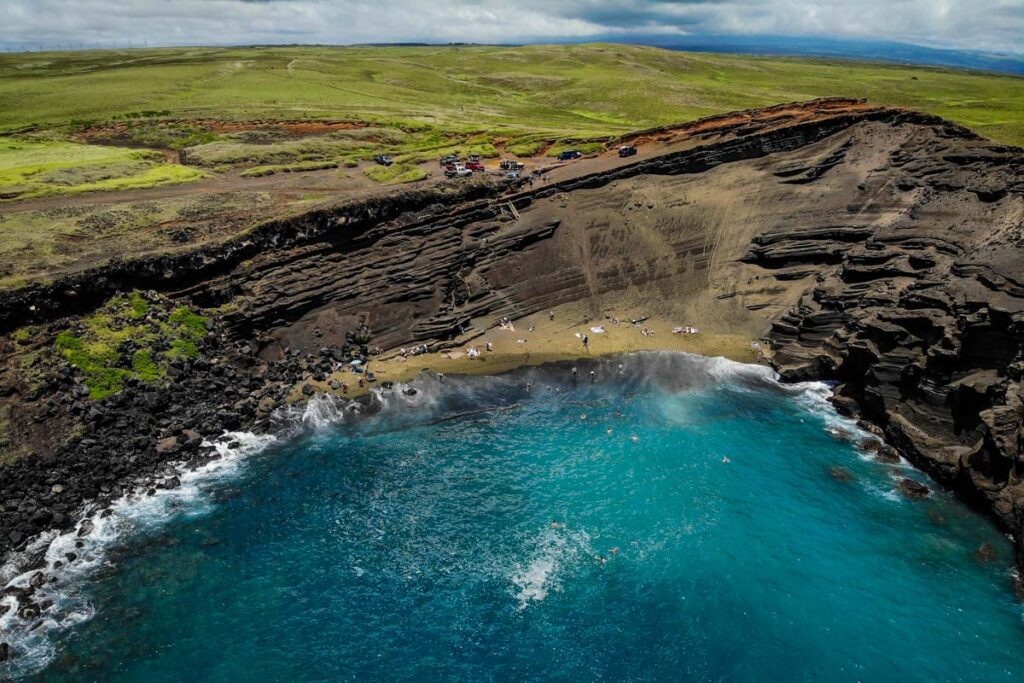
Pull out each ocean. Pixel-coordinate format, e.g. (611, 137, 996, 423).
(4, 352, 1024, 681)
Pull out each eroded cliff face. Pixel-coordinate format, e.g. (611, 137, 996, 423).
(744, 124, 1024, 535)
(181, 101, 1023, 555)
(194, 104, 966, 353)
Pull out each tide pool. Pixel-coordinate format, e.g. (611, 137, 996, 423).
(10, 353, 1024, 681)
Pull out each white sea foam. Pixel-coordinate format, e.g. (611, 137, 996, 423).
(510, 526, 593, 611)
(0, 431, 274, 680)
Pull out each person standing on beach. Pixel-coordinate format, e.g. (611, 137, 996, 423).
(582, 334, 589, 352)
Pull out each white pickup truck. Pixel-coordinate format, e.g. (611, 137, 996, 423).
(444, 164, 472, 178)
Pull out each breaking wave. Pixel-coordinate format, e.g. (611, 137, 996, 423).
(511, 525, 594, 611)
(0, 432, 275, 679)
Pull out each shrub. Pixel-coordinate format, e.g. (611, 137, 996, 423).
(55, 294, 209, 399)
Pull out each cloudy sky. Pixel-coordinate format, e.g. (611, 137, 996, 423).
(1, 0, 1021, 55)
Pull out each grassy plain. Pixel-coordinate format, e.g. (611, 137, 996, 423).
(0, 138, 204, 201)
(2, 43, 1022, 145)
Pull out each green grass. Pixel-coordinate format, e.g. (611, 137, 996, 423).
(240, 160, 339, 177)
(364, 163, 430, 184)
(0, 44, 1021, 145)
(0, 137, 205, 201)
(546, 141, 607, 158)
(0, 191, 275, 288)
(55, 293, 209, 399)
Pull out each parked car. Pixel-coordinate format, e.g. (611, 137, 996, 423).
(499, 159, 525, 171)
(445, 164, 472, 178)
(375, 155, 393, 166)
(506, 171, 521, 180)
(466, 161, 485, 171)
(439, 154, 460, 167)
(618, 145, 637, 158)
(467, 154, 482, 163)
(558, 150, 583, 161)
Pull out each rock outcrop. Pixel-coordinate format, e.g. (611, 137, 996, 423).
(742, 119, 1024, 547)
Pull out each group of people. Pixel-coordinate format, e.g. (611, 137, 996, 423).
(397, 344, 429, 358)
(497, 316, 515, 331)
(672, 325, 699, 335)
(466, 341, 496, 359)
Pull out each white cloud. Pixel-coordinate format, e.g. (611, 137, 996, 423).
(0, 0, 1020, 54)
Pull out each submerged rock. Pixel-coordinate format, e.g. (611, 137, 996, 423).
(898, 478, 931, 500)
(829, 466, 855, 482)
(974, 542, 998, 564)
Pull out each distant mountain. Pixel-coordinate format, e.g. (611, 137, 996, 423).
(582, 34, 1024, 76)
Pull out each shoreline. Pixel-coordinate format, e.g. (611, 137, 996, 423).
(289, 302, 767, 402)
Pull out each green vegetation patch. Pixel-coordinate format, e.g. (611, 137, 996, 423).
(240, 160, 339, 178)
(506, 136, 549, 157)
(546, 140, 607, 157)
(363, 163, 429, 184)
(0, 138, 205, 201)
(55, 292, 209, 399)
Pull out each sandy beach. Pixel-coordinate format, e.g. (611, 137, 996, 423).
(288, 301, 768, 401)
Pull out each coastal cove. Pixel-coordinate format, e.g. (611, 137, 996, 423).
(0, 91, 1021, 680)
(3, 353, 1024, 680)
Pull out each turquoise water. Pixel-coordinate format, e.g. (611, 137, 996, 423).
(8, 353, 1024, 681)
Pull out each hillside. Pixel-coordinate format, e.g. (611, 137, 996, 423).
(3, 44, 1024, 144)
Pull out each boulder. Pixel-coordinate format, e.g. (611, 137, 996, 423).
(898, 478, 930, 500)
(155, 436, 179, 455)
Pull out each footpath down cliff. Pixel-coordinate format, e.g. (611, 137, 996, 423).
(0, 98, 1021, 581)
